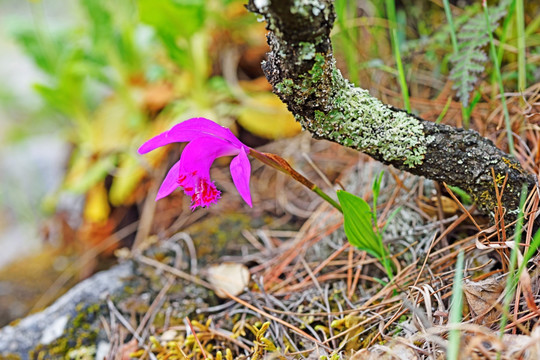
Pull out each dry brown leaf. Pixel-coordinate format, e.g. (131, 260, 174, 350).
(143, 81, 174, 113)
(463, 277, 505, 326)
(120, 338, 139, 360)
(207, 262, 250, 298)
(417, 196, 459, 217)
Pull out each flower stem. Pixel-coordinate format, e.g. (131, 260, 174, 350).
(250, 149, 342, 213)
(312, 185, 342, 213)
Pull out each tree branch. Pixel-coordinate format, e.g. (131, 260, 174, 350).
(247, 0, 537, 222)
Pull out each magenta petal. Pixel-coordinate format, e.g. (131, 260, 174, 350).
(179, 136, 240, 176)
(156, 160, 181, 201)
(230, 147, 252, 207)
(138, 118, 243, 154)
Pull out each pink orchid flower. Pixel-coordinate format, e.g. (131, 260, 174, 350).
(138, 118, 252, 210)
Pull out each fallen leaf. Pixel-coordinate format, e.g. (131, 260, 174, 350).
(417, 195, 459, 217)
(463, 276, 504, 326)
(238, 93, 301, 139)
(351, 343, 419, 359)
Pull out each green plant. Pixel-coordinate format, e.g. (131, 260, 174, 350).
(385, 0, 411, 112)
(443, 0, 471, 128)
(483, 0, 515, 154)
(337, 173, 397, 280)
(13, 0, 260, 216)
(333, 0, 360, 85)
(447, 251, 464, 360)
(515, 0, 526, 93)
(498, 185, 528, 345)
(449, 0, 512, 107)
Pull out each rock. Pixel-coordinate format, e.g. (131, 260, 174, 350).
(0, 262, 133, 359)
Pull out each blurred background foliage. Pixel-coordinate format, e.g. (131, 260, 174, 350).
(5, 0, 305, 237)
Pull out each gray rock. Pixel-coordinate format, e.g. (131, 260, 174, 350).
(0, 261, 133, 358)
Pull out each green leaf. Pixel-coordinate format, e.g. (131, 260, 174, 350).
(138, 0, 205, 40)
(382, 206, 402, 235)
(371, 172, 384, 227)
(336, 190, 381, 259)
(64, 154, 117, 194)
(109, 154, 146, 206)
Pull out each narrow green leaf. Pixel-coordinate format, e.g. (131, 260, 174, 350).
(447, 251, 465, 360)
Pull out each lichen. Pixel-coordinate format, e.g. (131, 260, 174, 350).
(290, 0, 326, 18)
(502, 156, 523, 173)
(275, 53, 428, 167)
(326, 68, 427, 167)
(275, 53, 329, 104)
(296, 42, 316, 64)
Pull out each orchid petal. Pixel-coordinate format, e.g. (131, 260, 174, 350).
(156, 159, 181, 201)
(179, 136, 241, 176)
(230, 147, 252, 207)
(138, 118, 243, 154)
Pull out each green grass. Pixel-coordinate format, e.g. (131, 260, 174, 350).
(334, 0, 360, 85)
(483, 1, 515, 155)
(386, 0, 411, 112)
(498, 186, 528, 350)
(447, 251, 464, 360)
(443, 0, 471, 129)
(442, 0, 458, 53)
(516, 0, 526, 93)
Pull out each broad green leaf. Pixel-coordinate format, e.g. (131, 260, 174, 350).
(138, 0, 205, 40)
(336, 190, 381, 259)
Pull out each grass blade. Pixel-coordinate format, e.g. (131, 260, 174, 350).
(447, 251, 464, 360)
(483, 1, 515, 155)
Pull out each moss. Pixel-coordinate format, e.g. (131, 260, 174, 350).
(29, 303, 102, 360)
(275, 78, 294, 97)
(0, 355, 22, 360)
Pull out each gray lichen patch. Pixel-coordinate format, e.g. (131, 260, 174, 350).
(325, 68, 427, 167)
(296, 42, 316, 64)
(291, 0, 327, 17)
(276, 55, 428, 167)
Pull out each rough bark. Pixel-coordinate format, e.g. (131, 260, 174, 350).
(247, 0, 537, 221)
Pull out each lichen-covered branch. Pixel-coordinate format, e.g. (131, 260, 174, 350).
(247, 0, 537, 220)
